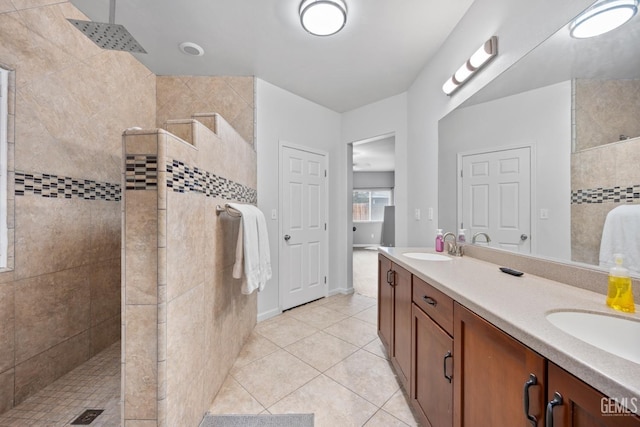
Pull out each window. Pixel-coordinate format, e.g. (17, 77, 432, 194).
(353, 189, 392, 222)
(0, 68, 8, 268)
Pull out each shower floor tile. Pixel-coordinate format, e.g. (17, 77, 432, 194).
(0, 342, 120, 427)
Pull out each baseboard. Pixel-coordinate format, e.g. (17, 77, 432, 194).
(328, 287, 354, 296)
(257, 307, 282, 322)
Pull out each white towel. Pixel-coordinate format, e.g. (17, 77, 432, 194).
(228, 203, 272, 294)
(599, 204, 640, 276)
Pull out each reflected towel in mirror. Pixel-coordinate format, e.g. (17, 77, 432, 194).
(599, 204, 640, 276)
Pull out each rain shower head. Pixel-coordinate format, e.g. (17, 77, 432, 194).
(68, 0, 147, 54)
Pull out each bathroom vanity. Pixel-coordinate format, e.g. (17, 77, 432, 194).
(378, 248, 640, 427)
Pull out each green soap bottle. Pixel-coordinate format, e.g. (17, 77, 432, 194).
(606, 254, 635, 313)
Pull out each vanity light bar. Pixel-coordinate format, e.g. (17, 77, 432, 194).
(442, 36, 498, 96)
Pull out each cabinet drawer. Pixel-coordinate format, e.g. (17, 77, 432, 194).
(413, 276, 454, 336)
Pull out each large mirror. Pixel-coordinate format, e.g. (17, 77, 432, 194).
(438, 1, 640, 277)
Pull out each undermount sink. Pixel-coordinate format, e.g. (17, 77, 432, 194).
(402, 252, 451, 261)
(546, 310, 640, 364)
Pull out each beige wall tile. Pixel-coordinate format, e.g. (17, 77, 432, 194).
(222, 76, 255, 108)
(15, 197, 91, 279)
(0, 368, 13, 414)
(156, 76, 254, 144)
(0, 1, 16, 14)
(615, 138, 640, 185)
(90, 258, 121, 326)
(166, 191, 205, 301)
(0, 284, 14, 373)
(90, 200, 121, 264)
(14, 331, 90, 404)
(124, 132, 159, 155)
(575, 80, 640, 151)
(207, 200, 242, 270)
(14, 267, 91, 363)
(166, 285, 205, 426)
(164, 121, 194, 145)
(90, 314, 120, 357)
(124, 191, 158, 305)
(124, 304, 157, 421)
(164, 131, 198, 169)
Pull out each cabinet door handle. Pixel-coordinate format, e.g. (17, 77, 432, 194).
(523, 373, 538, 427)
(443, 351, 453, 383)
(422, 296, 437, 306)
(546, 392, 563, 427)
(386, 269, 393, 285)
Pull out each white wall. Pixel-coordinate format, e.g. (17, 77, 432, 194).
(353, 171, 395, 189)
(406, 0, 594, 248)
(256, 0, 596, 319)
(342, 92, 408, 243)
(438, 81, 572, 260)
(256, 79, 342, 319)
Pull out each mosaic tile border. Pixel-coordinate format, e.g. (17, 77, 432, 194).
(167, 160, 257, 203)
(15, 172, 121, 201)
(571, 184, 640, 204)
(125, 154, 158, 190)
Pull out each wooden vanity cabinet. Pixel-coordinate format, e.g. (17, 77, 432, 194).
(411, 276, 454, 427)
(378, 254, 638, 427)
(378, 254, 393, 353)
(377, 255, 412, 389)
(546, 362, 640, 427)
(453, 303, 546, 427)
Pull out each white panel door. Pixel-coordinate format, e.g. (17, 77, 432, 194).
(461, 147, 531, 253)
(280, 145, 327, 310)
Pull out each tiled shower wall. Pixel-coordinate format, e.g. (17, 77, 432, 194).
(571, 79, 640, 266)
(123, 114, 257, 426)
(571, 138, 640, 266)
(574, 79, 640, 151)
(156, 76, 255, 146)
(0, 1, 155, 413)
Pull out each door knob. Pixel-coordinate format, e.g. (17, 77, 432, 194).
(284, 234, 291, 241)
(521, 234, 528, 241)
(353, 226, 357, 231)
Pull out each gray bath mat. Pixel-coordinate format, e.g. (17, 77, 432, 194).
(200, 413, 314, 427)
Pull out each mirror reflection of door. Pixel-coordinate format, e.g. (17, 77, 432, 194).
(459, 146, 531, 253)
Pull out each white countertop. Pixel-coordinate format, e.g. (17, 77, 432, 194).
(380, 247, 640, 403)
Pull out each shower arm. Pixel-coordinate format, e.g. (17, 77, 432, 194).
(109, 0, 116, 24)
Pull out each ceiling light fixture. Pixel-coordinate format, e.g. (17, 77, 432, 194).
(299, 0, 347, 36)
(442, 36, 498, 96)
(569, 0, 638, 38)
(179, 42, 204, 56)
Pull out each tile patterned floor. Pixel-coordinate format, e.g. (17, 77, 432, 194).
(0, 342, 120, 427)
(209, 293, 421, 427)
(0, 295, 420, 426)
(353, 247, 379, 298)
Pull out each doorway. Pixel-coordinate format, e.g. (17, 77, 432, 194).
(350, 135, 395, 297)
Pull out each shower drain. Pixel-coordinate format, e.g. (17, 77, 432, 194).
(71, 409, 104, 425)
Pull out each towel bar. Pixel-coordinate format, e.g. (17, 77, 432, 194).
(216, 203, 242, 217)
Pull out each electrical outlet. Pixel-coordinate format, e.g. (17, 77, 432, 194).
(540, 208, 549, 220)
(271, 209, 277, 220)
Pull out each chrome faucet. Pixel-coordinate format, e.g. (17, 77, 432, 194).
(442, 232, 463, 256)
(472, 232, 491, 244)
